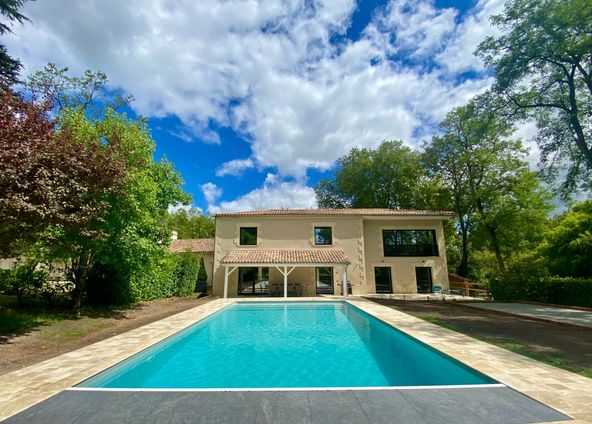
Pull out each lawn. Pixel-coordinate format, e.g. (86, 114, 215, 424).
(371, 298, 592, 379)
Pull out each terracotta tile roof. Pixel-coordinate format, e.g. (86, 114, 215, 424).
(214, 208, 455, 217)
(220, 249, 351, 265)
(170, 238, 215, 253)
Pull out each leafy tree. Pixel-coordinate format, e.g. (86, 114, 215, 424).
(425, 99, 552, 275)
(541, 199, 592, 277)
(477, 0, 592, 196)
(167, 208, 215, 239)
(315, 140, 443, 210)
(0, 0, 29, 86)
(26, 63, 133, 115)
(0, 90, 55, 254)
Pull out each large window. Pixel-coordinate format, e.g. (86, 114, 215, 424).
(238, 267, 269, 295)
(382, 230, 438, 256)
(314, 227, 332, 245)
(239, 227, 257, 245)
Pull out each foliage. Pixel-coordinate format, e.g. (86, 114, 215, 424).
(0, 0, 29, 86)
(491, 270, 592, 308)
(172, 253, 200, 297)
(424, 98, 552, 274)
(315, 140, 447, 210)
(0, 90, 55, 255)
(166, 208, 215, 239)
(26, 63, 134, 114)
(0, 264, 55, 305)
(541, 199, 592, 277)
(34, 108, 189, 308)
(477, 0, 592, 196)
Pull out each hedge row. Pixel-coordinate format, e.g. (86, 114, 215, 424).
(490, 275, 592, 308)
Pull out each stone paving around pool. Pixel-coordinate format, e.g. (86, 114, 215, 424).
(0, 297, 590, 423)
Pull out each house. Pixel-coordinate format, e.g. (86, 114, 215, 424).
(171, 208, 454, 298)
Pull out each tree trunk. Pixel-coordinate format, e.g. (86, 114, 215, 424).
(567, 69, 592, 169)
(456, 218, 470, 277)
(486, 223, 506, 273)
(71, 250, 91, 315)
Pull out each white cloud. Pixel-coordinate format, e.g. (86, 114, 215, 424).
(215, 158, 255, 177)
(208, 174, 317, 213)
(201, 182, 222, 204)
(168, 203, 203, 214)
(6, 0, 502, 181)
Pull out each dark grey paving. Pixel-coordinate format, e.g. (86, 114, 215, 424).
(2, 387, 571, 424)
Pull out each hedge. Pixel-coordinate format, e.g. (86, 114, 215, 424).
(172, 252, 201, 297)
(490, 275, 592, 308)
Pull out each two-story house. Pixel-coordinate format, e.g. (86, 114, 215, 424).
(172, 208, 454, 298)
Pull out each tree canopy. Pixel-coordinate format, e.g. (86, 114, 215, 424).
(0, 0, 29, 86)
(477, 0, 592, 196)
(315, 140, 444, 210)
(166, 208, 215, 239)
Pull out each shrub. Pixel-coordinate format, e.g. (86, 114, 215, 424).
(491, 261, 592, 307)
(172, 253, 200, 297)
(0, 265, 50, 305)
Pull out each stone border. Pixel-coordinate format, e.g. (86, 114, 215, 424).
(1, 297, 590, 423)
(347, 298, 592, 423)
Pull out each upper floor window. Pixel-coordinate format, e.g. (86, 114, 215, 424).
(314, 227, 332, 245)
(382, 230, 438, 257)
(239, 227, 258, 245)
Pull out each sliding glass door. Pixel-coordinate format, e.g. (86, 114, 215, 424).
(316, 267, 334, 295)
(238, 267, 269, 295)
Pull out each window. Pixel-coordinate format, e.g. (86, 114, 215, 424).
(374, 267, 393, 294)
(415, 267, 433, 294)
(314, 227, 332, 245)
(382, 230, 438, 256)
(239, 227, 257, 245)
(238, 267, 269, 295)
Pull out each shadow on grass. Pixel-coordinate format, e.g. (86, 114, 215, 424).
(0, 295, 135, 343)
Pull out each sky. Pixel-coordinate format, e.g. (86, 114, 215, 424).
(5, 0, 517, 214)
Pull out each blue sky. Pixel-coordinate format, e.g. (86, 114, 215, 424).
(6, 0, 513, 214)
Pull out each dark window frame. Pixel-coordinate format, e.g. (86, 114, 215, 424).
(239, 227, 258, 245)
(314, 226, 333, 245)
(382, 229, 438, 257)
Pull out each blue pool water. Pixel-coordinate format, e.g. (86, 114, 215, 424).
(79, 302, 495, 388)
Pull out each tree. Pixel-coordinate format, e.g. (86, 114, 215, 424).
(315, 140, 442, 210)
(0, 0, 29, 86)
(425, 99, 552, 275)
(167, 208, 215, 239)
(0, 90, 54, 254)
(542, 199, 592, 277)
(26, 63, 133, 115)
(477, 0, 592, 196)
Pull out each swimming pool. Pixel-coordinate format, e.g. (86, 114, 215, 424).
(78, 302, 496, 389)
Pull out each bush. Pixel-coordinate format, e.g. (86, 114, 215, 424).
(172, 253, 200, 297)
(0, 265, 51, 304)
(86, 262, 130, 305)
(491, 261, 592, 307)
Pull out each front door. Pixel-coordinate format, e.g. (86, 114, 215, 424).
(415, 267, 433, 294)
(316, 267, 334, 294)
(374, 267, 393, 294)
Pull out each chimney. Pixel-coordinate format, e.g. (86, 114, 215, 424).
(171, 229, 178, 241)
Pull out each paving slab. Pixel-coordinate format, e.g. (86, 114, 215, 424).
(0, 387, 570, 424)
(464, 303, 592, 328)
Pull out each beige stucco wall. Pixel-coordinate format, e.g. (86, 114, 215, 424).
(363, 219, 449, 294)
(212, 216, 366, 297)
(212, 215, 449, 297)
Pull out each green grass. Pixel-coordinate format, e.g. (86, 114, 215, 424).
(418, 313, 461, 332)
(416, 310, 592, 380)
(0, 306, 72, 335)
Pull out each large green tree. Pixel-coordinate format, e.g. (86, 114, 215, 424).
(541, 199, 592, 277)
(167, 208, 215, 239)
(315, 140, 445, 210)
(37, 109, 189, 310)
(477, 0, 592, 196)
(425, 99, 552, 275)
(0, 0, 28, 86)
